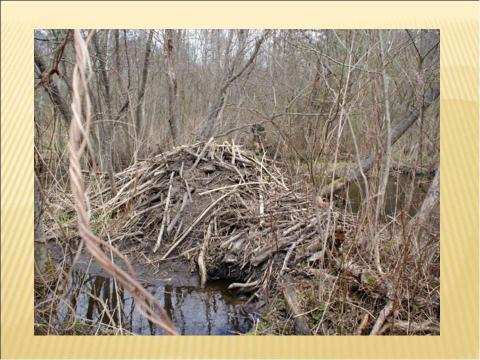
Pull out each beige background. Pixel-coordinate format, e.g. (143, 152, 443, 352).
(1, 1, 478, 358)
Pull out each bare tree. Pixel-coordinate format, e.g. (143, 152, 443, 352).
(196, 30, 268, 140)
(372, 30, 393, 272)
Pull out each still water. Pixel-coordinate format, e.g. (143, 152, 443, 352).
(344, 174, 429, 216)
(58, 270, 251, 335)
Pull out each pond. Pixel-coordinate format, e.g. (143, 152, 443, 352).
(55, 262, 252, 335)
(343, 173, 430, 217)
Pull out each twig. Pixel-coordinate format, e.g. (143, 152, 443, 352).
(198, 222, 212, 288)
(280, 241, 298, 276)
(160, 191, 233, 260)
(166, 191, 189, 234)
(228, 280, 260, 290)
(355, 313, 370, 335)
(153, 171, 175, 253)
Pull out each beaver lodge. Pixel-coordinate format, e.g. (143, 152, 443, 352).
(39, 140, 439, 336)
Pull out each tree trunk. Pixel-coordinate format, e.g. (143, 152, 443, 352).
(409, 167, 440, 242)
(164, 29, 180, 145)
(92, 31, 117, 195)
(135, 30, 154, 136)
(34, 45, 71, 125)
(34, 180, 48, 275)
(374, 31, 393, 225)
(372, 31, 393, 272)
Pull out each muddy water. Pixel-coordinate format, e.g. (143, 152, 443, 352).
(50, 248, 252, 336)
(344, 174, 429, 217)
(57, 270, 251, 335)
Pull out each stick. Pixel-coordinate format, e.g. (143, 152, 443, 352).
(219, 231, 245, 249)
(282, 276, 312, 335)
(198, 222, 212, 288)
(370, 299, 394, 335)
(259, 193, 265, 227)
(391, 320, 439, 334)
(167, 191, 189, 234)
(181, 176, 193, 202)
(231, 139, 236, 165)
(191, 137, 214, 170)
(228, 280, 260, 290)
(160, 191, 233, 260)
(251, 235, 304, 267)
(198, 181, 267, 196)
(153, 171, 175, 253)
(280, 241, 298, 276)
(355, 313, 370, 335)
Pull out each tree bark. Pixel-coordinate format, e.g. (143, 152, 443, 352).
(409, 167, 439, 243)
(92, 31, 117, 195)
(34, 45, 71, 125)
(164, 29, 180, 145)
(34, 180, 48, 275)
(135, 30, 154, 135)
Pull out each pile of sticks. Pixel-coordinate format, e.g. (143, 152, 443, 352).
(86, 140, 354, 285)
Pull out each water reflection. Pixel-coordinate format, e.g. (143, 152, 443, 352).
(345, 174, 429, 216)
(59, 271, 251, 335)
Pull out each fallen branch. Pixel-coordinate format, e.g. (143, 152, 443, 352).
(252, 234, 308, 267)
(280, 241, 299, 276)
(370, 299, 394, 335)
(251, 236, 294, 266)
(228, 280, 260, 290)
(320, 88, 439, 197)
(391, 320, 439, 334)
(191, 137, 214, 170)
(282, 276, 312, 335)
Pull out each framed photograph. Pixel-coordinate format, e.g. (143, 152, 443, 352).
(1, 1, 478, 358)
